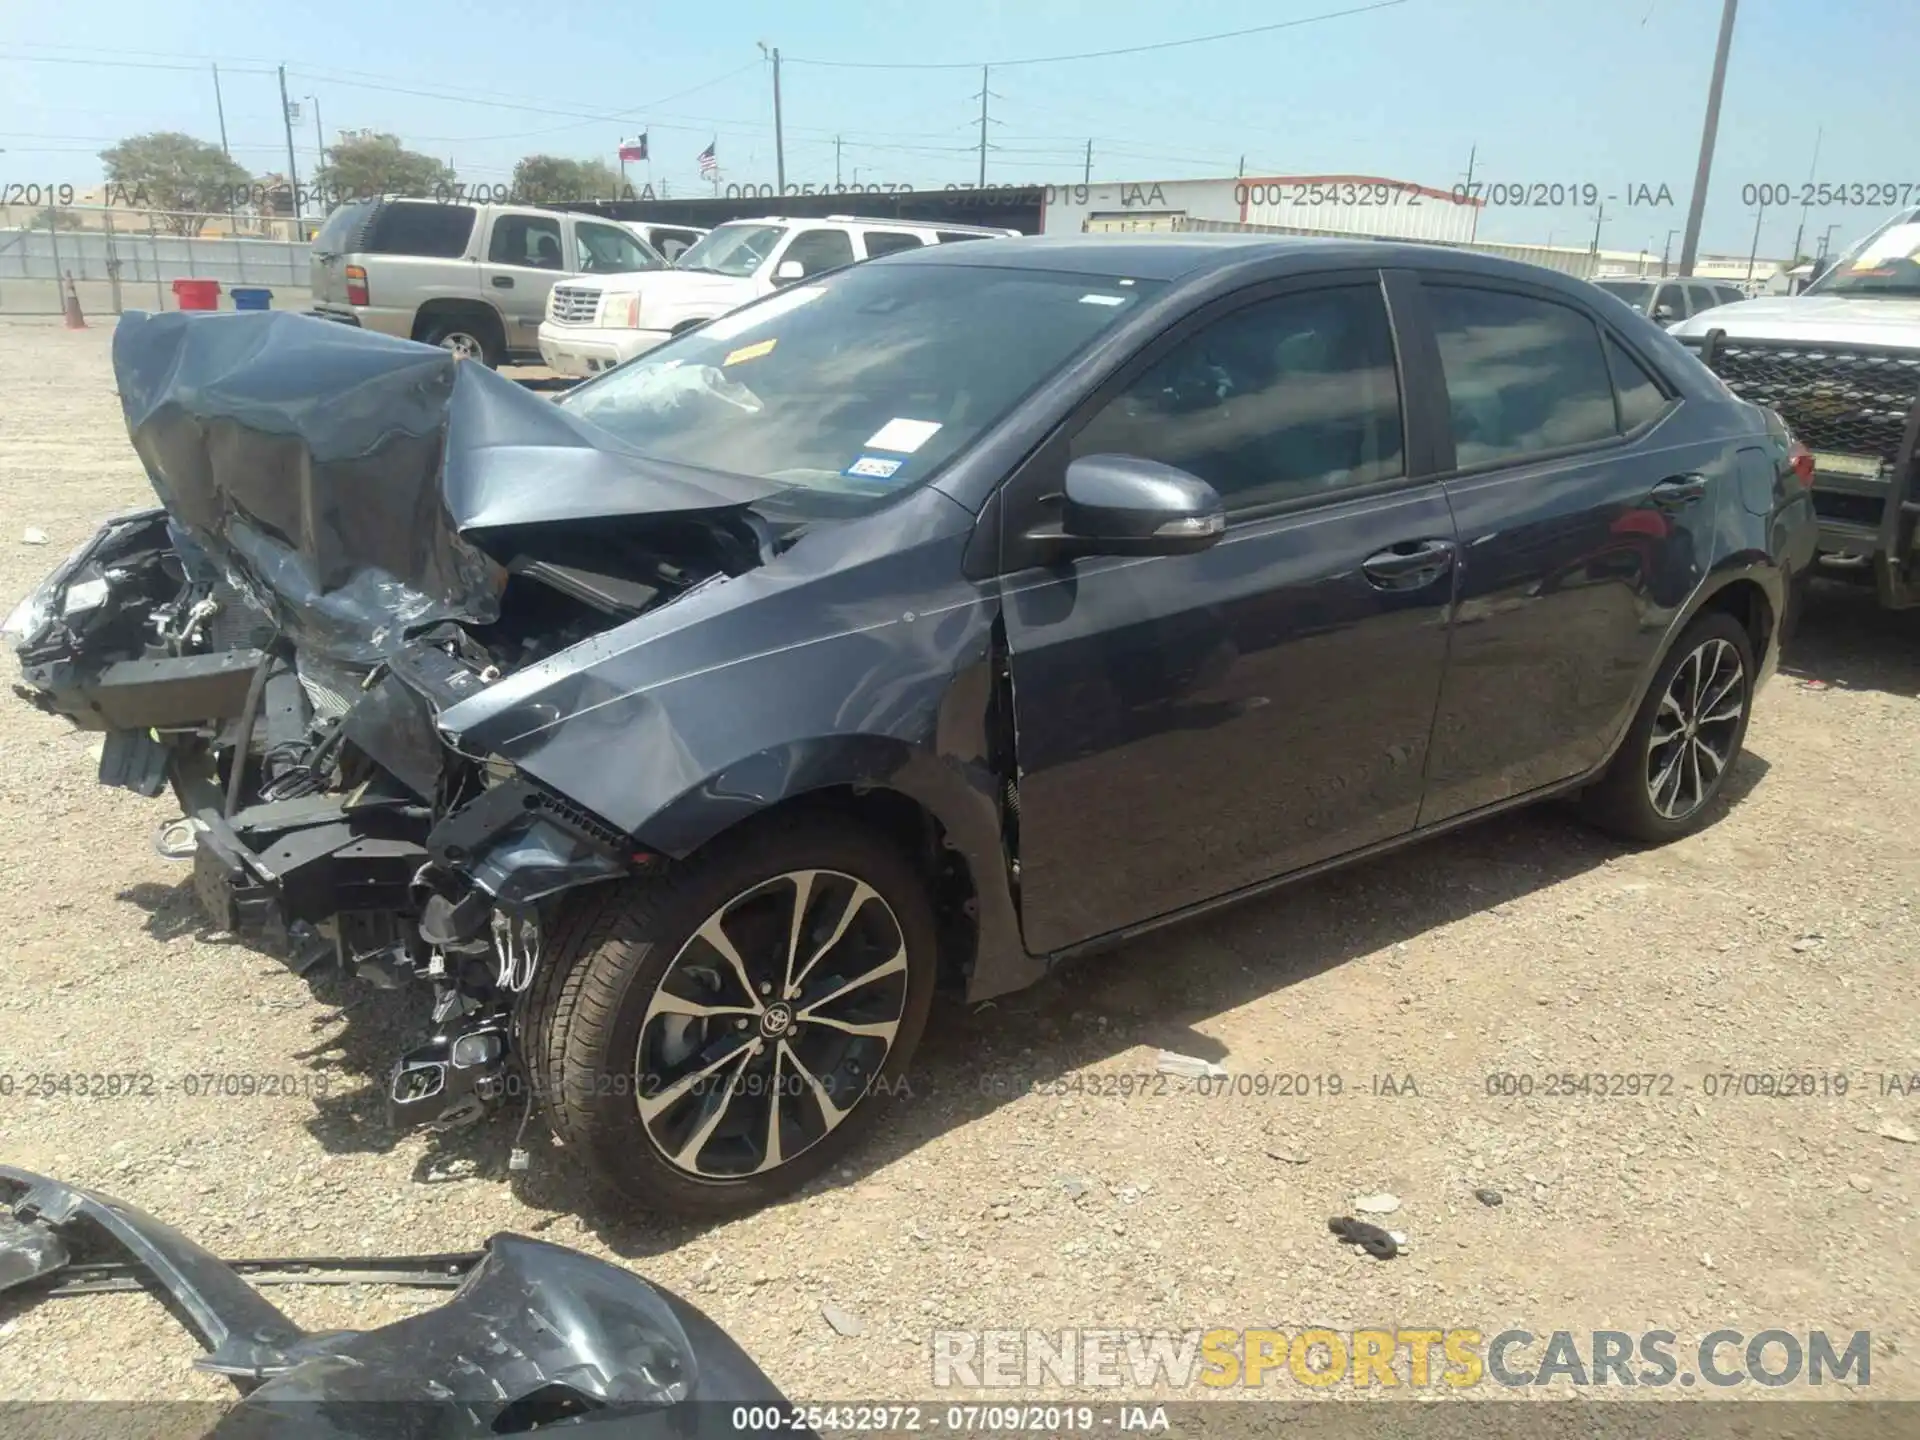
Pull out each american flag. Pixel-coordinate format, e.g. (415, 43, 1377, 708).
(697, 139, 718, 179)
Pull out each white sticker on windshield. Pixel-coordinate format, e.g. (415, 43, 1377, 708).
(1079, 293, 1126, 306)
(844, 455, 904, 480)
(865, 418, 942, 454)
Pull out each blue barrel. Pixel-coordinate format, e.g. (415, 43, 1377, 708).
(230, 287, 273, 311)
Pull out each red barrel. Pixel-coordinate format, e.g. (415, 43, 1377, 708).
(171, 278, 222, 311)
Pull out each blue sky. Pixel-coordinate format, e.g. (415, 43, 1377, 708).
(3, 0, 1912, 256)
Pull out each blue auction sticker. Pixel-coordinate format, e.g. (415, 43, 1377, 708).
(842, 454, 905, 481)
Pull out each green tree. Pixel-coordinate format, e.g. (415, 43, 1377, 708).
(313, 131, 455, 203)
(511, 155, 626, 205)
(34, 207, 86, 230)
(98, 132, 250, 235)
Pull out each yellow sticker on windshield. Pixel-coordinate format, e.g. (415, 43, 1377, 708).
(723, 338, 777, 366)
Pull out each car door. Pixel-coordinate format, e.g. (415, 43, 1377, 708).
(1410, 276, 1715, 826)
(997, 272, 1458, 954)
(482, 211, 570, 350)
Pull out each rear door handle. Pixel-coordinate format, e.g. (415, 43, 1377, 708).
(491, 275, 514, 289)
(1650, 475, 1707, 509)
(1362, 538, 1457, 590)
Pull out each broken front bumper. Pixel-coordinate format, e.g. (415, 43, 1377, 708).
(0, 1166, 802, 1433)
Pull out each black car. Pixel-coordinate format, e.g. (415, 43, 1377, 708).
(7, 235, 1817, 1216)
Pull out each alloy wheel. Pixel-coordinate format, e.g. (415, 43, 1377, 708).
(1645, 636, 1745, 820)
(437, 331, 484, 361)
(635, 869, 909, 1180)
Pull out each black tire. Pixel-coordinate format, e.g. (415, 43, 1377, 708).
(418, 312, 502, 368)
(524, 813, 938, 1217)
(1580, 609, 1757, 844)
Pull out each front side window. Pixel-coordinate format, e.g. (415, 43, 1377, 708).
(675, 223, 786, 277)
(1650, 283, 1689, 321)
(1596, 280, 1653, 311)
(779, 228, 857, 278)
(489, 214, 565, 269)
(562, 262, 1162, 517)
(1426, 284, 1619, 467)
(1072, 285, 1404, 511)
(575, 221, 662, 274)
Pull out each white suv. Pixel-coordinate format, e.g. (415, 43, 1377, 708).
(537, 214, 1018, 377)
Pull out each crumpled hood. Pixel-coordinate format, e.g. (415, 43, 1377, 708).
(1674, 293, 1920, 346)
(112, 310, 776, 663)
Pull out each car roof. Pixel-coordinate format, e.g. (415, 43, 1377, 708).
(877, 232, 1633, 294)
(716, 214, 1012, 236)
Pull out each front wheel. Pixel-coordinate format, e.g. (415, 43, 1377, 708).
(1580, 610, 1756, 843)
(524, 815, 938, 1216)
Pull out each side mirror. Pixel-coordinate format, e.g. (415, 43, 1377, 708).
(1052, 455, 1225, 558)
(1652, 303, 1676, 323)
(772, 260, 805, 285)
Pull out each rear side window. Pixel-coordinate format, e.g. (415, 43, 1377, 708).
(1604, 334, 1672, 432)
(935, 230, 993, 245)
(1716, 285, 1746, 307)
(1426, 284, 1619, 467)
(366, 202, 475, 258)
(1073, 284, 1404, 511)
(489, 214, 565, 269)
(862, 230, 926, 258)
(1685, 283, 1719, 315)
(313, 200, 373, 253)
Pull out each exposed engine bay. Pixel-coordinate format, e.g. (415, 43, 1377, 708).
(6, 310, 784, 1139)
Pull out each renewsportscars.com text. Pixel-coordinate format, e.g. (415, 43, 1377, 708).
(931, 1327, 1872, 1390)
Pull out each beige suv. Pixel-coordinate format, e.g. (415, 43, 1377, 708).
(309, 198, 671, 366)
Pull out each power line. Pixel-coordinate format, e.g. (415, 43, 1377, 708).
(785, 0, 1408, 71)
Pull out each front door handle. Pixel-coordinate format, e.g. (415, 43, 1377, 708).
(1650, 475, 1707, 509)
(491, 275, 514, 289)
(1362, 538, 1457, 590)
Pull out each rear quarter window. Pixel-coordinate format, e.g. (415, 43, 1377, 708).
(366, 202, 476, 258)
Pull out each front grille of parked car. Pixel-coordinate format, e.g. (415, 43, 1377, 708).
(548, 286, 601, 325)
(1705, 342, 1920, 466)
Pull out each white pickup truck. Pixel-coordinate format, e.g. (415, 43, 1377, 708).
(1670, 207, 1920, 607)
(537, 214, 1018, 378)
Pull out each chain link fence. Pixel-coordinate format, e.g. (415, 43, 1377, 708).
(0, 206, 313, 317)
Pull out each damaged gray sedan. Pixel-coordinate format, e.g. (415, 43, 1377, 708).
(7, 236, 1809, 1213)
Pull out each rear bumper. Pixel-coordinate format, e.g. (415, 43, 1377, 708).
(310, 302, 412, 340)
(537, 322, 669, 376)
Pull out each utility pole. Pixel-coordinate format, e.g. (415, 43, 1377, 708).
(1791, 124, 1822, 262)
(1237, 155, 1245, 177)
(759, 43, 785, 195)
(977, 65, 989, 188)
(211, 63, 230, 156)
(1461, 143, 1479, 241)
(1590, 203, 1606, 256)
(312, 98, 324, 170)
(835, 135, 842, 187)
(1747, 200, 1765, 281)
(1083, 139, 1092, 185)
(1660, 227, 1679, 276)
(1678, 0, 1739, 277)
(277, 65, 303, 234)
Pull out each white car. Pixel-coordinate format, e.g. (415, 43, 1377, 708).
(537, 214, 1018, 378)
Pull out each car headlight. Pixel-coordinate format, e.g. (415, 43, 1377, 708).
(1, 588, 50, 646)
(604, 293, 642, 328)
(61, 574, 110, 618)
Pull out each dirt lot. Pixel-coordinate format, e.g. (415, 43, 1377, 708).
(0, 317, 1916, 1410)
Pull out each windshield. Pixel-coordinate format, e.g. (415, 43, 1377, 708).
(577, 223, 664, 274)
(1596, 280, 1652, 308)
(561, 260, 1164, 514)
(1806, 209, 1920, 297)
(674, 223, 785, 277)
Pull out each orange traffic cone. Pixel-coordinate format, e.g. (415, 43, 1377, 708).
(62, 273, 86, 330)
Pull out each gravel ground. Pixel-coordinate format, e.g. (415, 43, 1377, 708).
(0, 318, 1916, 1409)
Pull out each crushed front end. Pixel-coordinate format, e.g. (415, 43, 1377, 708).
(7, 309, 777, 1140)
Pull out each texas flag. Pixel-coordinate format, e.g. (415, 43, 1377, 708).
(618, 134, 648, 162)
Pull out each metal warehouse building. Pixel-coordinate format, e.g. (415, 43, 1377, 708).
(1041, 174, 1482, 243)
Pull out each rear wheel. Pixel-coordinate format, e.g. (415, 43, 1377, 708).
(418, 313, 501, 367)
(525, 814, 937, 1216)
(1580, 610, 1756, 843)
